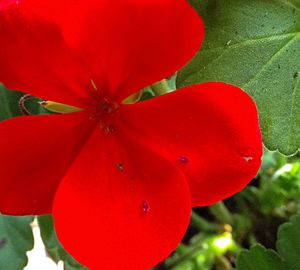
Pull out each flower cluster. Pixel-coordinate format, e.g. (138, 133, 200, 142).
(0, 0, 262, 269)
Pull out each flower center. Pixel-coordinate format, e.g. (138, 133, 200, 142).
(91, 98, 119, 134)
(97, 99, 118, 115)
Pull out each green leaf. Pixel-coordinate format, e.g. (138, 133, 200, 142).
(235, 212, 300, 269)
(236, 245, 285, 270)
(180, 0, 300, 155)
(277, 213, 300, 268)
(0, 215, 34, 270)
(0, 84, 48, 120)
(0, 84, 23, 120)
(38, 215, 87, 270)
(259, 162, 300, 215)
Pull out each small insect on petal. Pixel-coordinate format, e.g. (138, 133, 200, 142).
(243, 156, 253, 162)
(178, 156, 189, 164)
(142, 200, 150, 214)
(116, 163, 124, 172)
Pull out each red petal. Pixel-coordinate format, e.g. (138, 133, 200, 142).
(0, 2, 94, 108)
(53, 128, 191, 270)
(62, 0, 204, 102)
(119, 82, 263, 206)
(0, 112, 95, 215)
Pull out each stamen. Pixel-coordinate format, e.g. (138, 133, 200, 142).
(91, 79, 98, 91)
(103, 125, 115, 134)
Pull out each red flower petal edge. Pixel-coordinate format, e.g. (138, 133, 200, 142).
(120, 82, 263, 206)
(0, 0, 263, 269)
(51, 82, 262, 270)
(53, 128, 192, 270)
(0, 112, 96, 215)
(0, 0, 203, 106)
(0, 1, 95, 108)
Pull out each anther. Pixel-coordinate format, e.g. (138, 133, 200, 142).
(103, 125, 115, 134)
(91, 79, 98, 91)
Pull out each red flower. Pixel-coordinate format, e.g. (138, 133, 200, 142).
(0, 0, 262, 269)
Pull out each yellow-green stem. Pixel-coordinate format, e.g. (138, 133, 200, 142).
(209, 202, 234, 225)
(150, 79, 171, 96)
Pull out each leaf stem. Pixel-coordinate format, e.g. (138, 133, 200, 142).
(209, 202, 234, 225)
(215, 256, 232, 270)
(190, 211, 220, 232)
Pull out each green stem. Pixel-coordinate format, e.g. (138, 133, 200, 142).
(176, 243, 189, 255)
(215, 256, 232, 270)
(248, 233, 258, 246)
(190, 211, 220, 232)
(150, 79, 171, 96)
(165, 213, 221, 268)
(209, 202, 233, 225)
(165, 242, 201, 268)
(278, 153, 288, 169)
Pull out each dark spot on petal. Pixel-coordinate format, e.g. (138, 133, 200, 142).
(116, 163, 124, 172)
(142, 200, 150, 213)
(178, 156, 189, 164)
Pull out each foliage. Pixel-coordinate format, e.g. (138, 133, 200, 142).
(236, 212, 300, 270)
(157, 150, 300, 270)
(0, 215, 34, 270)
(37, 215, 87, 270)
(0, 84, 47, 120)
(181, 0, 300, 155)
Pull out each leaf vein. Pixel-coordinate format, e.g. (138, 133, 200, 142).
(201, 32, 299, 53)
(242, 33, 300, 89)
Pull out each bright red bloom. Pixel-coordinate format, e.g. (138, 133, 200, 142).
(0, 0, 262, 269)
